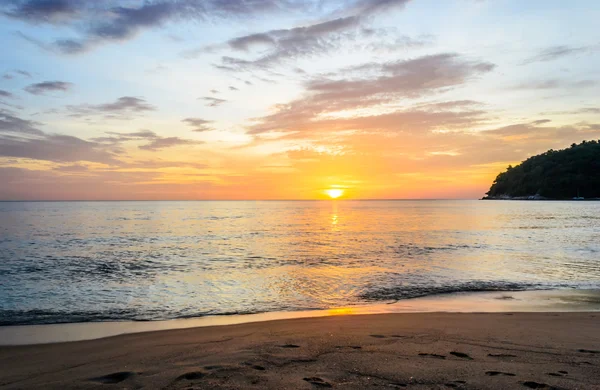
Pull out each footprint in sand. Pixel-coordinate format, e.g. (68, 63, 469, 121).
(522, 381, 557, 389)
(177, 371, 206, 381)
(488, 353, 517, 358)
(450, 352, 473, 360)
(204, 365, 225, 370)
(280, 344, 301, 348)
(303, 376, 333, 388)
(89, 371, 135, 384)
(486, 371, 516, 377)
(578, 349, 600, 354)
(370, 334, 386, 338)
(419, 353, 446, 359)
(241, 362, 267, 371)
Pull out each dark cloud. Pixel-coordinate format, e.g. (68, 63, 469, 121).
(0, 109, 43, 135)
(4, 0, 311, 54)
(2, 0, 79, 24)
(521, 44, 595, 65)
(15, 69, 32, 77)
(67, 96, 156, 119)
(200, 96, 227, 107)
(204, 0, 415, 69)
(0, 90, 14, 99)
(2, 69, 32, 80)
(182, 118, 214, 132)
(212, 16, 364, 69)
(24, 80, 73, 95)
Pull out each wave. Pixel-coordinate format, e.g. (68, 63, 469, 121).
(358, 280, 573, 302)
(0, 308, 271, 327)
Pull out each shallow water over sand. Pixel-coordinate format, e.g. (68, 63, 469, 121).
(2, 289, 600, 345)
(1, 200, 600, 326)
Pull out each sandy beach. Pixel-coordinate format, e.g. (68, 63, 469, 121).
(1, 312, 599, 389)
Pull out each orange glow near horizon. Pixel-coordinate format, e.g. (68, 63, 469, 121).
(325, 189, 344, 199)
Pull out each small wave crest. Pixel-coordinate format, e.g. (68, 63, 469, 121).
(358, 281, 567, 302)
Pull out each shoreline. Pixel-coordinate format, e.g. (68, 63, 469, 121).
(2, 289, 599, 346)
(1, 312, 599, 389)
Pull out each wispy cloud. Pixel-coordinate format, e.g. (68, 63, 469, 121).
(521, 44, 596, 64)
(0, 109, 119, 163)
(513, 79, 598, 90)
(249, 53, 495, 134)
(200, 96, 227, 107)
(24, 80, 73, 95)
(138, 136, 202, 151)
(67, 96, 156, 119)
(3, 0, 314, 54)
(182, 118, 214, 132)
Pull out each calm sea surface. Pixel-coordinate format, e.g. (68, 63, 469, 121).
(1, 200, 599, 326)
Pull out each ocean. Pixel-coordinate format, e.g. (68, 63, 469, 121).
(1, 200, 599, 326)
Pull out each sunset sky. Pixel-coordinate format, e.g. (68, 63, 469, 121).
(1, 0, 599, 200)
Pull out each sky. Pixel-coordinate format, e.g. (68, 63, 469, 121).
(0, 0, 599, 200)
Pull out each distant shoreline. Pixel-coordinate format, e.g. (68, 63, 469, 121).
(482, 197, 600, 201)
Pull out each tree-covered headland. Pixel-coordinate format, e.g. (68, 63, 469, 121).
(484, 140, 600, 200)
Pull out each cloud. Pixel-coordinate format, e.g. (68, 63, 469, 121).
(200, 96, 227, 107)
(191, 0, 416, 68)
(182, 117, 214, 132)
(2, 0, 79, 24)
(0, 120, 119, 165)
(4, 0, 309, 54)
(15, 69, 32, 77)
(24, 80, 73, 95)
(513, 79, 598, 90)
(249, 53, 495, 134)
(138, 136, 201, 151)
(90, 129, 202, 152)
(2, 69, 32, 80)
(0, 90, 14, 99)
(522, 44, 596, 64)
(0, 109, 43, 135)
(67, 96, 156, 119)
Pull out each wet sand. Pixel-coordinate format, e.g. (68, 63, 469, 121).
(1, 312, 600, 389)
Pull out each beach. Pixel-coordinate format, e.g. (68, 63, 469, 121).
(1, 312, 599, 389)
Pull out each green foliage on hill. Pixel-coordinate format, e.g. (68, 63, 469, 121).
(485, 140, 600, 199)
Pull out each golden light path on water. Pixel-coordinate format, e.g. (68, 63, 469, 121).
(1, 200, 600, 329)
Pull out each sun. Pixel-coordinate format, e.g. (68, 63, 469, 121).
(325, 189, 344, 199)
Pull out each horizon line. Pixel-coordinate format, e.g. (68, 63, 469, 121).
(0, 198, 482, 202)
